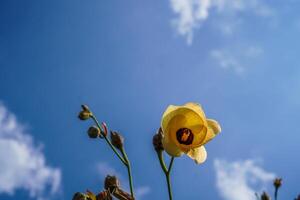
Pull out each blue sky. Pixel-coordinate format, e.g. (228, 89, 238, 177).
(0, 0, 300, 200)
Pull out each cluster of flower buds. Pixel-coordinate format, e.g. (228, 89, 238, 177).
(78, 105, 110, 139)
(72, 175, 133, 200)
(76, 105, 133, 199)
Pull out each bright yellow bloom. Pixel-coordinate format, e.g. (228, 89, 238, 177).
(161, 102, 221, 164)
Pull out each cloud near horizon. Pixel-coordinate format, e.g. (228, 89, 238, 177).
(0, 103, 61, 200)
(214, 159, 275, 200)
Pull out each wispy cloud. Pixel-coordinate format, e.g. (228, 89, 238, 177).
(96, 162, 150, 200)
(170, 0, 212, 45)
(210, 45, 263, 75)
(169, 0, 275, 44)
(214, 159, 275, 200)
(0, 103, 61, 200)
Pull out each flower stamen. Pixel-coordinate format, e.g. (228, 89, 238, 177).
(176, 128, 193, 145)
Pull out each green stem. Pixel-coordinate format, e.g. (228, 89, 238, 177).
(121, 148, 135, 199)
(91, 115, 127, 165)
(168, 157, 174, 173)
(157, 151, 168, 174)
(157, 151, 174, 200)
(166, 173, 172, 200)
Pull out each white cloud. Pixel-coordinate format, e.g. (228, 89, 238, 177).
(96, 162, 150, 200)
(169, 0, 274, 44)
(210, 45, 263, 75)
(170, 0, 212, 45)
(214, 159, 275, 200)
(0, 103, 61, 200)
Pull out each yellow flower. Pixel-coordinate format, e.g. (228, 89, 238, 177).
(161, 102, 221, 164)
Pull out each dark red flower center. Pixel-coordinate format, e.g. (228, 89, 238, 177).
(176, 128, 194, 145)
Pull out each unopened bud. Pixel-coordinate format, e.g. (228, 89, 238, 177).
(104, 175, 120, 191)
(87, 126, 100, 138)
(78, 111, 91, 120)
(110, 131, 124, 149)
(78, 105, 92, 120)
(152, 128, 164, 151)
(101, 122, 108, 137)
(273, 178, 282, 189)
(96, 190, 112, 200)
(261, 192, 271, 200)
(72, 192, 88, 200)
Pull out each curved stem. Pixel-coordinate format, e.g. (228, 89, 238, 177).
(121, 147, 135, 199)
(157, 151, 168, 174)
(89, 113, 134, 199)
(168, 157, 175, 173)
(91, 115, 127, 165)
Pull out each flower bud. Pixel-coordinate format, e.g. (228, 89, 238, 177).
(72, 192, 89, 200)
(104, 175, 120, 191)
(110, 131, 124, 149)
(87, 126, 100, 138)
(261, 192, 271, 200)
(273, 178, 282, 189)
(78, 111, 91, 120)
(113, 188, 134, 200)
(152, 128, 164, 151)
(96, 191, 112, 200)
(101, 122, 108, 137)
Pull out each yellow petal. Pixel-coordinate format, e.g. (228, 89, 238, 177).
(161, 105, 179, 135)
(184, 102, 206, 119)
(207, 119, 221, 134)
(202, 119, 221, 144)
(187, 146, 207, 164)
(162, 134, 183, 157)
